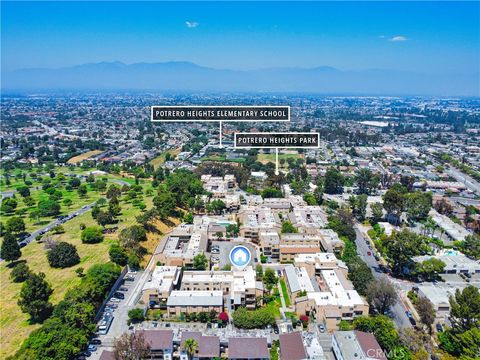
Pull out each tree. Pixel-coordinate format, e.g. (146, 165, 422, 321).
(416, 296, 435, 332)
(128, 308, 145, 324)
(193, 253, 208, 270)
(17, 185, 31, 198)
(349, 194, 368, 221)
(62, 198, 73, 207)
(182, 338, 199, 360)
(108, 196, 122, 217)
(1, 232, 21, 263)
(47, 242, 80, 268)
(356, 168, 379, 195)
(281, 221, 298, 234)
(119, 225, 147, 249)
(184, 212, 194, 224)
(232, 307, 275, 329)
(106, 184, 121, 199)
(208, 199, 226, 214)
(263, 268, 278, 292)
(371, 202, 384, 223)
(86, 173, 95, 183)
(81, 226, 104, 244)
(38, 198, 61, 217)
(449, 285, 480, 332)
(324, 168, 345, 194)
(366, 277, 398, 315)
(415, 258, 446, 281)
(10, 262, 31, 282)
(346, 256, 374, 296)
(18, 272, 53, 321)
(153, 191, 176, 218)
(6, 216, 25, 235)
(77, 184, 88, 197)
(96, 210, 113, 228)
(68, 177, 81, 188)
(109, 243, 129, 266)
(383, 186, 406, 221)
(261, 187, 283, 199)
(114, 331, 150, 360)
(382, 229, 429, 275)
(1, 197, 17, 214)
(405, 192, 432, 222)
(459, 234, 480, 260)
(303, 192, 317, 205)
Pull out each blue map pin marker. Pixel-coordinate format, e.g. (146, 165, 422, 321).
(229, 245, 251, 270)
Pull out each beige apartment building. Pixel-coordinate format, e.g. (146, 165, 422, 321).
(287, 253, 369, 331)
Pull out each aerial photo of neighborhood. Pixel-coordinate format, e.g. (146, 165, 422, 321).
(1, 1, 479, 360)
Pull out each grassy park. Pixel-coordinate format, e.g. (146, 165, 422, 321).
(0, 170, 176, 358)
(257, 152, 303, 168)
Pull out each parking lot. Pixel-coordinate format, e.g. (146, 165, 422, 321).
(210, 241, 258, 268)
(87, 270, 143, 360)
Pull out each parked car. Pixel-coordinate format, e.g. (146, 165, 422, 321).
(119, 287, 128, 291)
(273, 324, 279, 334)
(318, 324, 325, 333)
(90, 339, 102, 345)
(87, 345, 97, 352)
(113, 292, 125, 300)
(436, 323, 443, 332)
(367, 251, 372, 256)
(405, 311, 413, 318)
(409, 317, 417, 326)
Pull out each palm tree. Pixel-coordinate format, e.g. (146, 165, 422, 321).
(182, 338, 198, 360)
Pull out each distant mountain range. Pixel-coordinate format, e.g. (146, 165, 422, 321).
(2, 61, 478, 96)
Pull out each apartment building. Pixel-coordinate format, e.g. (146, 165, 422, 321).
(288, 206, 327, 233)
(239, 206, 281, 243)
(158, 224, 208, 267)
(259, 231, 280, 260)
(317, 229, 344, 254)
(142, 266, 180, 305)
(180, 266, 262, 310)
(291, 253, 369, 330)
(166, 290, 224, 317)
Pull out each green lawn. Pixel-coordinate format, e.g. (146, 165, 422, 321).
(264, 295, 282, 319)
(279, 278, 291, 307)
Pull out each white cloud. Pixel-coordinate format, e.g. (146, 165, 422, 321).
(185, 21, 199, 28)
(390, 36, 408, 42)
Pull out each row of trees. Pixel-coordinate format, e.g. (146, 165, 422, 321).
(14, 263, 121, 359)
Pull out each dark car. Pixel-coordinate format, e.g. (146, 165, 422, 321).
(273, 324, 279, 334)
(90, 339, 102, 345)
(436, 323, 443, 332)
(113, 292, 124, 300)
(409, 317, 417, 326)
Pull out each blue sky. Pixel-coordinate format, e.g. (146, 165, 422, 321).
(1, 1, 479, 75)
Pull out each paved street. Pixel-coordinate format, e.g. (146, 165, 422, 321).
(354, 224, 413, 329)
(445, 167, 480, 195)
(24, 201, 98, 245)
